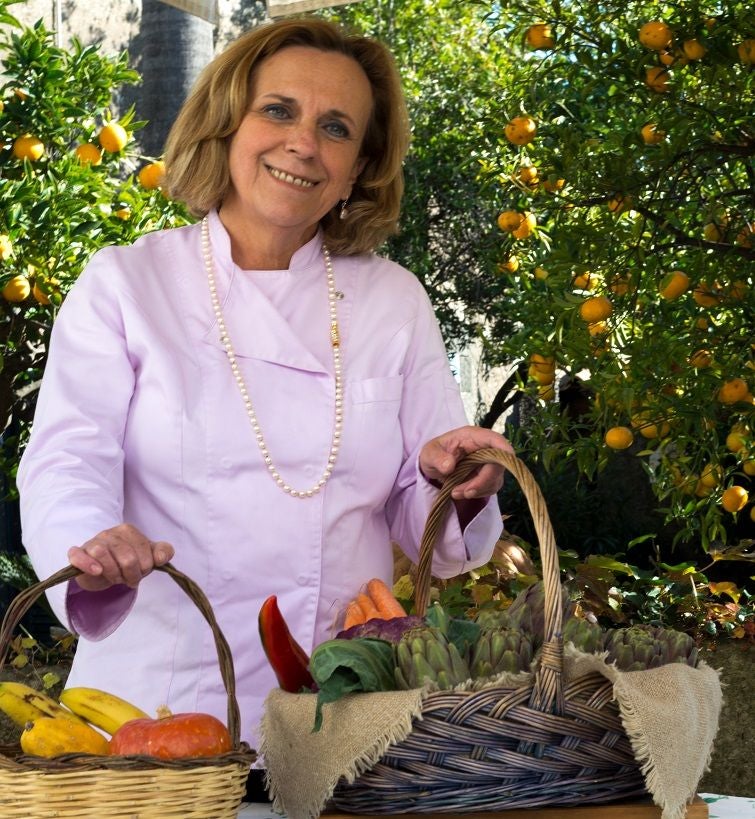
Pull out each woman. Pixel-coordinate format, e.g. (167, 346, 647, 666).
(17, 18, 510, 760)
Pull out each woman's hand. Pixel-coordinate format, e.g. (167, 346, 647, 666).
(419, 425, 513, 500)
(67, 524, 174, 592)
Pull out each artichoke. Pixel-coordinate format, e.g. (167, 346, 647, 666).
(394, 626, 471, 690)
(469, 626, 533, 679)
(562, 616, 604, 655)
(602, 624, 698, 671)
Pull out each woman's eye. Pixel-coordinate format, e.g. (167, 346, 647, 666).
(324, 121, 349, 138)
(263, 104, 290, 119)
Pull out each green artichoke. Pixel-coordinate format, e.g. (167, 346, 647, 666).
(394, 626, 471, 690)
(469, 626, 533, 679)
(562, 616, 604, 655)
(602, 624, 698, 671)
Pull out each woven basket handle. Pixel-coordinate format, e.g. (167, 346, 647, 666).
(0, 563, 242, 745)
(414, 448, 564, 711)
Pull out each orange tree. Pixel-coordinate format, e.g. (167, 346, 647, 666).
(471, 0, 753, 557)
(0, 9, 190, 495)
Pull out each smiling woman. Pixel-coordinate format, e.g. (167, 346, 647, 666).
(16, 16, 512, 801)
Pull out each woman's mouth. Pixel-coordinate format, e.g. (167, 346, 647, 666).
(267, 165, 316, 188)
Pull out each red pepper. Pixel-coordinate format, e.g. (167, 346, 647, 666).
(258, 595, 316, 693)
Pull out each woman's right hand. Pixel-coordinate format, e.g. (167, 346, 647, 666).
(67, 524, 174, 592)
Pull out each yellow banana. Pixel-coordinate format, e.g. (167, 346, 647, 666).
(0, 681, 85, 728)
(59, 687, 148, 736)
(21, 716, 110, 757)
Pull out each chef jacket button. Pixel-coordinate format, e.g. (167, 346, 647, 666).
(296, 574, 308, 586)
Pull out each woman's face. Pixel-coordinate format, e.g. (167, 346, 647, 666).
(221, 45, 373, 246)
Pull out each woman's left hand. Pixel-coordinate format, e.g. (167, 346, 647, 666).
(419, 425, 513, 500)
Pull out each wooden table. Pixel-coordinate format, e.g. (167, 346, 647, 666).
(238, 795, 716, 818)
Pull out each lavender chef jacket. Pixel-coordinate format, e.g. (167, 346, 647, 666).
(17, 209, 503, 748)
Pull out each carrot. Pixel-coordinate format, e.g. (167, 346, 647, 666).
(366, 578, 407, 619)
(356, 593, 381, 622)
(343, 601, 365, 630)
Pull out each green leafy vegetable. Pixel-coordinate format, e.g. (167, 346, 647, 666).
(308, 637, 396, 731)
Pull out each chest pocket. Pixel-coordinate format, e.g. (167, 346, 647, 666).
(341, 375, 404, 494)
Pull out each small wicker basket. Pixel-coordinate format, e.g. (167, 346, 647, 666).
(331, 448, 648, 813)
(0, 563, 256, 818)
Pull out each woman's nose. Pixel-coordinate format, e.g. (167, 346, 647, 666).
(285, 122, 318, 156)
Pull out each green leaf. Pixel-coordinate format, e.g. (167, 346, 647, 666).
(309, 638, 396, 731)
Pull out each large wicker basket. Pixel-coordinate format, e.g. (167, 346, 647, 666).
(0, 563, 256, 818)
(331, 448, 648, 813)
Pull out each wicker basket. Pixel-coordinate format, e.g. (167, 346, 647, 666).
(0, 563, 256, 818)
(331, 448, 648, 814)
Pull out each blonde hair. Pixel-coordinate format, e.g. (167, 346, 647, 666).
(164, 18, 409, 256)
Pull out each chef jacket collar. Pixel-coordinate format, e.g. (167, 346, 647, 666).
(202, 209, 330, 374)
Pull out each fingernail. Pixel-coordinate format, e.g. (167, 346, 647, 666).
(89, 563, 102, 574)
(155, 550, 166, 563)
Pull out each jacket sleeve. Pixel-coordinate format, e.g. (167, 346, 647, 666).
(384, 278, 503, 578)
(16, 248, 138, 634)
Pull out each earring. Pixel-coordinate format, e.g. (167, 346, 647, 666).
(339, 199, 349, 220)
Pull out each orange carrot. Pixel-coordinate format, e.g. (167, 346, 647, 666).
(366, 578, 407, 618)
(343, 601, 365, 630)
(356, 593, 381, 622)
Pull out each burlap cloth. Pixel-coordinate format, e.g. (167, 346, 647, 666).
(259, 648, 722, 819)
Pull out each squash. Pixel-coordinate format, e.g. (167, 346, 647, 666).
(109, 705, 232, 759)
(20, 716, 110, 757)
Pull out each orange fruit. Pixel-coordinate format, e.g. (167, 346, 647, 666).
(533, 266, 549, 280)
(499, 256, 520, 273)
(641, 122, 666, 145)
(516, 165, 539, 185)
(497, 210, 523, 232)
(512, 211, 536, 240)
(12, 134, 45, 161)
(639, 21, 674, 51)
(700, 462, 722, 489)
(638, 420, 671, 439)
(607, 194, 633, 214)
(682, 39, 707, 60)
(645, 66, 671, 93)
(32, 278, 60, 305)
(744, 460, 755, 477)
(692, 283, 720, 307)
(689, 349, 713, 368)
(98, 122, 128, 153)
(717, 378, 749, 405)
(659, 270, 689, 300)
(75, 143, 102, 166)
(530, 353, 556, 373)
(2, 274, 31, 302)
(538, 383, 556, 401)
(525, 23, 555, 49)
(735, 222, 754, 248)
(114, 207, 132, 220)
(736, 39, 755, 64)
(703, 221, 727, 242)
(725, 425, 749, 454)
(542, 176, 565, 193)
(138, 160, 166, 190)
(579, 296, 613, 323)
(605, 426, 634, 450)
(0, 234, 13, 260)
(528, 364, 555, 385)
(721, 486, 748, 513)
(609, 275, 635, 296)
(572, 272, 595, 290)
(504, 116, 537, 146)
(588, 321, 608, 336)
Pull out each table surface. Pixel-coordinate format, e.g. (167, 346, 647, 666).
(237, 794, 754, 819)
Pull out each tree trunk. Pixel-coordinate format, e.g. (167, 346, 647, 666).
(135, 0, 215, 157)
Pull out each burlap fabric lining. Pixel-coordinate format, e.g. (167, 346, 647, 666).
(260, 648, 722, 819)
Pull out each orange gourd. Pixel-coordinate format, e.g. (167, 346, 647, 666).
(109, 705, 232, 759)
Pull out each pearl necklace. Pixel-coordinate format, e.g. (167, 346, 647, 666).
(201, 216, 343, 498)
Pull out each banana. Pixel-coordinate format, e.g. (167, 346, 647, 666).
(0, 681, 85, 728)
(59, 687, 149, 736)
(20, 716, 110, 757)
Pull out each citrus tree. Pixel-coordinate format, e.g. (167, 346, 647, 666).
(0, 9, 190, 495)
(468, 0, 753, 556)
